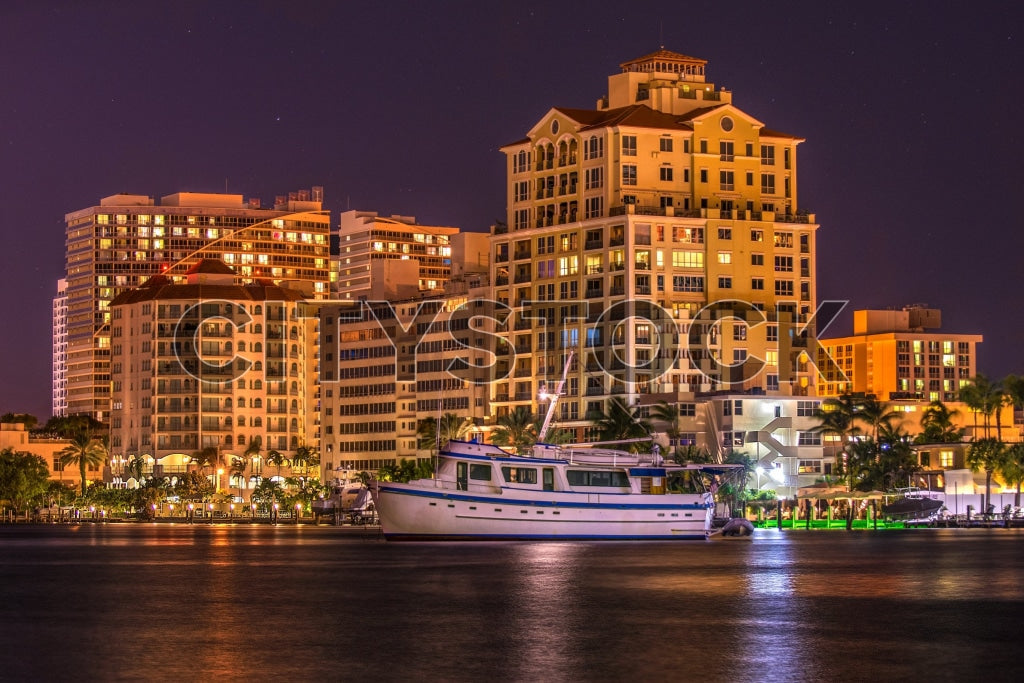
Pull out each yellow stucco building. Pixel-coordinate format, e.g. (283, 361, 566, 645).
(817, 307, 982, 403)
(491, 49, 819, 435)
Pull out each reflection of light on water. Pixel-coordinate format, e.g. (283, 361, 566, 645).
(506, 543, 585, 680)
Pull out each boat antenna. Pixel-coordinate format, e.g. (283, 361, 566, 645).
(434, 394, 442, 479)
(537, 350, 573, 442)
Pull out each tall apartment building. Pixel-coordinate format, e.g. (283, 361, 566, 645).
(62, 189, 330, 421)
(319, 235, 491, 475)
(108, 260, 319, 490)
(817, 307, 982, 403)
(492, 49, 819, 436)
(52, 278, 68, 417)
(333, 210, 461, 300)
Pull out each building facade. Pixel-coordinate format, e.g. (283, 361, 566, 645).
(108, 260, 319, 496)
(817, 307, 982, 403)
(491, 49, 819, 439)
(333, 210, 463, 300)
(62, 189, 330, 422)
(52, 278, 68, 417)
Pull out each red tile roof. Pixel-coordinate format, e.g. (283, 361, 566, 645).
(620, 49, 707, 68)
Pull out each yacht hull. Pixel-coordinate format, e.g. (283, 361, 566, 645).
(374, 482, 713, 541)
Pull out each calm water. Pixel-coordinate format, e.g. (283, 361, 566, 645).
(1, 525, 1023, 682)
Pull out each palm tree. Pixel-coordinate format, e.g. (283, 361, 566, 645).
(58, 431, 107, 495)
(266, 449, 287, 481)
(960, 374, 1005, 440)
(651, 401, 681, 450)
(854, 397, 900, 443)
(490, 406, 538, 454)
(998, 443, 1024, 508)
(291, 444, 318, 481)
(593, 397, 652, 453)
(244, 436, 263, 485)
(416, 413, 473, 451)
(966, 438, 1008, 513)
(229, 456, 248, 502)
(915, 400, 963, 444)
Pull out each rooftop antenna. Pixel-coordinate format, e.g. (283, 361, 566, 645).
(659, 21, 664, 49)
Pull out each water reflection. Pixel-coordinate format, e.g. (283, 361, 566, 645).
(2, 527, 1023, 681)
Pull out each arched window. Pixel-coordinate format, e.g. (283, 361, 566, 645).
(224, 341, 233, 354)
(237, 340, 246, 352)
(237, 378, 246, 390)
(290, 399, 298, 410)
(238, 397, 245, 408)
(238, 434, 246, 445)
(254, 361, 263, 371)
(237, 416, 246, 426)
(225, 397, 233, 409)
(254, 324, 262, 334)
(290, 418, 298, 430)
(224, 435, 233, 447)
(254, 342, 263, 353)
(253, 379, 263, 390)
(253, 398, 263, 409)
(253, 305, 262, 315)
(253, 417, 263, 427)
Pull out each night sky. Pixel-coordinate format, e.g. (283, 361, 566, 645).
(2, 1, 1022, 419)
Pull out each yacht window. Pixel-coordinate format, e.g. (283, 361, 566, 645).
(501, 467, 537, 484)
(567, 470, 629, 487)
(469, 464, 492, 481)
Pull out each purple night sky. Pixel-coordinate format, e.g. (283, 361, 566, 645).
(1, 1, 1022, 418)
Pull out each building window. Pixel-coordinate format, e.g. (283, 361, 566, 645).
(761, 144, 775, 165)
(718, 228, 732, 240)
(672, 276, 704, 293)
(622, 165, 637, 186)
(798, 432, 822, 446)
(718, 276, 732, 289)
(774, 255, 793, 272)
(622, 135, 637, 156)
(751, 278, 765, 291)
(719, 141, 734, 161)
(659, 167, 673, 182)
(585, 167, 603, 190)
(717, 251, 732, 264)
(699, 169, 708, 183)
(660, 138, 673, 152)
(719, 170, 734, 191)
(775, 280, 794, 296)
(761, 173, 776, 194)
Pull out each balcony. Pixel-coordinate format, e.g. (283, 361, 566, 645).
(634, 285, 650, 295)
(609, 235, 625, 247)
(584, 239, 603, 250)
(513, 249, 531, 260)
(585, 288, 604, 299)
(610, 286, 625, 296)
(635, 262, 650, 271)
(495, 252, 509, 263)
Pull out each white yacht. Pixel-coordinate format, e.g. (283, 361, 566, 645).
(371, 439, 720, 540)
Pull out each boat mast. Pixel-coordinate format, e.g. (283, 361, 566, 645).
(537, 351, 573, 442)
